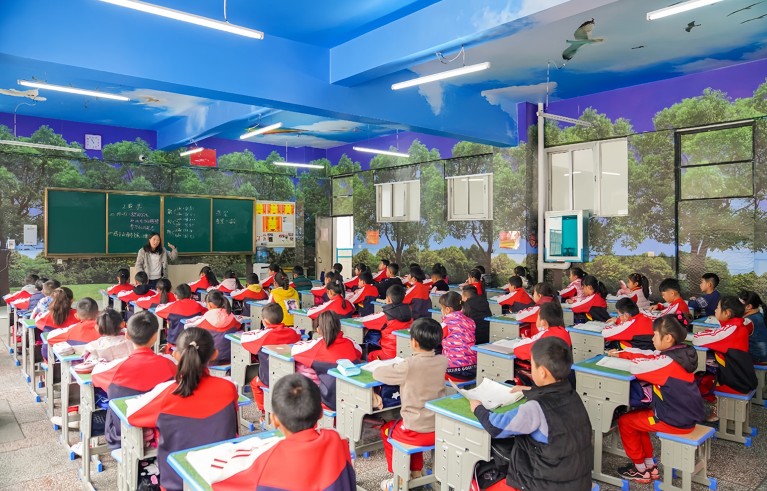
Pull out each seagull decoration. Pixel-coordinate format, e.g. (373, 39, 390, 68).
(728, 1, 763, 16)
(562, 19, 604, 61)
(685, 21, 701, 32)
(741, 12, 767, 23)
(0, 88, 47, 101)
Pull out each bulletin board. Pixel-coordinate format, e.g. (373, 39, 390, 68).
(255, 201, 296, 248)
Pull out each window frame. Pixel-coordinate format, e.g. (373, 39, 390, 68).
(446, 172, 494, 221)
(375, 179, 420, 222)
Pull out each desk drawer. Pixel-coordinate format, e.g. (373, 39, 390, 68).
(269, 356, 295, 384)
(476, 352, 514, 384)
(489, 322, 519, 343)
(576, 371, 630, 406)
(435, 413, 490, 458)
(336, 378, 374, 414)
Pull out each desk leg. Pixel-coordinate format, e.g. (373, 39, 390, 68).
(46, 359, 56, 420)
(60, 360, 74, 456)
(20, 323, 29, 382)
(80, 384, 94, 487)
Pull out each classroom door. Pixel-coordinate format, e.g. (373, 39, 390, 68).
(315, 216, 333, 281)
(334, 216, 354, 276)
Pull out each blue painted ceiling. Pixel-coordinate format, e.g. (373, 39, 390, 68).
(0, 0, 766, 149)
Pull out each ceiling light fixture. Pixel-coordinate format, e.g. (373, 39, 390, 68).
(646, 0, 724, 20)
(391, 62, 491, 90)
(0, 140, 83, 153)
(240, 122, 282, 140)
(98, 0, 264, 39)
(179, 147, 205, 157)
(353, 147, 409, 158)
(18, 80, 130, 101)
(273, 161, 324, 169)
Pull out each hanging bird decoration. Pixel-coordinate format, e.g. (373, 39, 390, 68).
(0, 88, 47, 101)
(685, 21, 701, 32)
(728, 1, 763, 16)
(741, 12, 767, 23)
(562, 19, 604, 61)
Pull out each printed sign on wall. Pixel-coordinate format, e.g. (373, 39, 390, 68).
(255, 201, 295, 247)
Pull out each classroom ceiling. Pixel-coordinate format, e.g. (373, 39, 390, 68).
(0, 0, 765, 149)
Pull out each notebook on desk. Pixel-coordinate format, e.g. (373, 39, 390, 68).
(450, 378, 524, 410)
(361, 357, 404, 372)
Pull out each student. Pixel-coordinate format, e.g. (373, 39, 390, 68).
(348, 270, 379, 317)
(612, 315, 706, 482)
(117, 271, 155, 305)
(403, 265, 431, 320)
(332, 262, 344, 284)
(307, 279, 355, 324)
(292, 311, 362, 386)
(373, 317, 448, 490)
(30, 280, 56, 319)
(10, 278, 46, 313)
(185, 290, 241, 365)
(155, 284, 208, 351)
(268, 272, 300, 327)
(373, 259, 390, 283)
(47, 297, 101, 349)
(291, 265, 313, 291)
(615, 273, 651, 310)
(244, 303, 302, 416)
(363, 284, 413, 361)
(571, 275, 611, 323)
(739, 290, 767, 364)
(560, 267, 586, 303)
(135, 278, 176, 310)
(513, 265, 533, 290)
(693, 296, 758, 397)
(377, 263, 403, 299)
(470, 337, 593, 491)
(260, 263, 282, 290)
(513, 302, 571, 363)
(82, 308, 133, 361)
(603, 298, 655, 351)
(92, 311, 177, 450)
(496, 276, 535, 313)
(688, 273, 721, 318)
(310, 271, 334, 306)
(3, 273, 40, 304)
(231, 273, 268, 302)
(344, 263, 368, 291)
(188, 266, 219, 292)
(212, 373, 357, 490)
(516, 282, 561, 336)
(466, 268, 485, 297)
(215, 270, 243, 293)
(430, 263, 449, 293)
(126, 327, 239, 491)
(650, 278, 691, 318)
(36, 288, 78, 360)
(106, 268, 132, 296)
(461, 285, 492, 345)
(440, 291, 477, 381)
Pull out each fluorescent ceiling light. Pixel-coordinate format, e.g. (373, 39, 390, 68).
(392, 62, 491, 90)
(0, 140, 83, 153)
(353, 146, 409, 158)
(646, 0, 723, 20)
(18, 80, 129, 101)
(273, 161, 324, 169)
(240, 122, 282, 140)
(98, 0, 264, 39)
(179, 147, 205, 157)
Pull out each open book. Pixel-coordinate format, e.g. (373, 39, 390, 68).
(481, 338, 521, 355)
(361, 357, 404, 372)
(450, 378, 524, 410)
(596, 356, 633, 372)
(573, 321, 607, 333)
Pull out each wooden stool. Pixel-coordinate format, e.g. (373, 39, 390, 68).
(388, 439, 437, 491)
(318, 408, 336, 430)
(715, 390, 756, 446)
(754, 365, 767, 407)
(445, 378, 474, 395)
(655, 425, 717, 491)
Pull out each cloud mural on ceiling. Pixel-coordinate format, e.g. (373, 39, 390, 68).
(482, 81, 557, 117)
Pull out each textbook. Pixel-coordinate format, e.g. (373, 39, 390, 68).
(573, 321, 607, 333)
(361, 357, 404, 372)
(450, 378, 524, 410)
(596, 356, 633, 372)
(482, 338, 522, 355)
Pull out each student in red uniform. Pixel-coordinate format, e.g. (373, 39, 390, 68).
(231, 273, 268, 317)
(82, 309, 133, 362)
(403, 266, 431, 320)
(3, 273, 38, 304)
(214, 270, 243, 294)
(11, 278, 46, 313)
(260, 263, 281, 290)
(135, 278, 176, 310)
(603, 298, 655, 351)
(292, 311, 362, 386)
(497, 276, 535, 314)
(189, 266, 219, 293)
(47, 297, 101, 349)
(155, 283, 208, 352)
(516, 282, 560, 336)
(92, 311, 177, 449)
(348, 270, 380, 317)
(344, 263, 368, 291)
(105, 268, 132, 310)
(364, 284, 412, 361)
(185, 290, 241, 365)
(650, 278, 691, 319)
(611, 315, 705, 483)
(466, 268, 485, 297)
(461, 286, 492, 345)
(560, 267, 586, 303)
(615, 273, 652, 310)
(571, 275, 611, 324)
(244, 303, 302, 417)
(307, 279, 355, 326)
(310, 271, 334, 306)
(209, 373, 357, 490)
(377, 263, 404, 299)
(37, 288, 78, 361)
(373, 259, 390, 283)
(514, 302, 571, 363)
(117, 271, 155, 318)
(430, 263, 450, 293)
(127, 327, 239, 491)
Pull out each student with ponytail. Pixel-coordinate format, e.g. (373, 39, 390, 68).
(36, 287, 78, 360)
(215, 270, 243, 294)
(292, 311, 362, 386)
(268, 272, 300, 326)
(184, 290, 241, 365)
(155, 283, 207, 352)
(439, 291, 477, 381)
(571, 275, 611, 323)
(403, 265, 432, 319)
(516, 282, 560, 336)
(561, 267, 586, 303)
(307, 278, 355, 325)
(616, 273, 651, 309)
(430, 263, 449, 293)
(107, 268, 132, 296)
(188, 266, 219, 292)
(127, 327, 238, 491)
(135, 278, 176, 310)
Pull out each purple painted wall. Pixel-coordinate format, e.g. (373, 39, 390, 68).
(327, 131, 460, 169)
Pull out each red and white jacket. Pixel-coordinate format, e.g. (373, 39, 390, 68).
(514, 326, 571, 361)
(292, 333, 362, 384)
(403, 281, 431, 320)
(372, 269, 388, 283)
(185, 309, 243, 365)
(560, 278, 583, 301)
(496, 288, 534, 312)
(307, 295, 355, 320)
(693, 317, 758, 395)
(615, 286, 651, 310)
(241, 324, 301, 356)
(260, 273, 277, 290)
(106, 283, 133, 296)
(571, 294, 611, 322)
(602, 313, 655, 350)
(3, 284, 36, 304)
(135, 292, 177, 310)
(652, 297, 690, 317)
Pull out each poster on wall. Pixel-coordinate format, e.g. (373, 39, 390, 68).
(255, 201, 296, 247)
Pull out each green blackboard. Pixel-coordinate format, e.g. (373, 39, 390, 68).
(163, 196, 211, 254)
(46, 190, 106, 255)
(107, 194, 162, 254)
(212, 198, 254, 253)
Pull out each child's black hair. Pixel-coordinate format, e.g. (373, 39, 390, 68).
(275, 272, 291, 290)
(117, 268, 130, 284)
(387, 263, 400, 276)
(531, 337, 572, 381)
(156, 278, 172, 305)
(326, 278, 345, 297)
(409, 263, 421, 270)
(386, 284, 406, 304)
(354, 263, 368, 275)
(431, 263, 447, 279)
(271, 373, 323, 433)
(514, 265, 533, 285)
(533, 282, 559, 302)
(174, 328, 217, 397)
(268, 263, 281, 273)
(127, 310, 157, 346)
(380, 259, 390, 267)
(409, 266, 426, 283)
(199, 266, 219, 287)
(332, 262, 343, 273)
(652, 315, 687, 344)
(568, 267, 586, 279)
(461, 285, 479, 298)
(439, 291, 463, 311)
(658, 278, 681, 294)
(324, 271, 337, 283)
(50, 288, 73, 326)
(134, 271, 148, 285)
(97, 308, 124, 336)
(738, 290, 763, 311)
(246, 273, 260, 285)
(538, 301, 564, 327)
(34, 279, 45, 291)
(293, 265, 305, 276)
(474, 265, 486, 275)
(261, 302, 284, 325)
(582, 275, 608, 299)
(628, 272, 650, 299)
(615, 297, 640, 317)
(25, 274, 39, 285)
(468, 268, 482, 281)
(76, 297, 99, 320)
(175, 283, 193, 300)
(317, 311, 342, 347)
(206, 290, 232, 314)
(224, 270, 243, 289)
(701, 272, 720, 289)
(410, 317, 443, 352)
(508, 276, 523, 289)
(718, 295, 745, 319)
(360, 270, 374, 284)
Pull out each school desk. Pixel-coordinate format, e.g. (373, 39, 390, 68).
(70, 368, 109, 489)
(393, 329, 413, 358)
(4, 304, 14, 356)
(109, 294, 124, 314)
(471, 343, 516, 384)
(684, 333, 709, 373)
(328, 366, 401, 455)
(429, 292, 444, 309)
(425, 393, 525, 491)
(691, 318, 719, 334)
(485, 287, 506, 299)
(297, 289, 314, 309)
(487, 297, 503, 316)
(110, 392, 252, 491)
(261, 344, 295, 430)
(98, 289, 109, 310)
(53, 345, 84, 456)
(41, 332, 56, 417)
(340, 318, 365, 345)
(486, 315, 521, 343)
(247, 300, 269, 330)
(195, 289, 209, 303)
(572, 354, 635, 488)
(287, 308, 313, 336)
(567, 324, 607, 363)
(373, 299, 386, 314)
(606, 297, 618, 314)
(429, 308, 443, 323)
(167, 431, 283, 491)
(129, 301, 144, 313)
(224, 332, 259, 431)
(560, 305, 575, 326)
(20, 317, 36, 386)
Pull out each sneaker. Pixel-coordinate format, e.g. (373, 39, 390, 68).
(617, 463, 651, 483)
(50, 416, 80, 429)
(380, 478, 393, 491)
(706, 404, 719, 423)
(648, 466, 660, 480)
(70, 441, 84, 457)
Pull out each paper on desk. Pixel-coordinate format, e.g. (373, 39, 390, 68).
(482, 338, 521, 355)
(574, 321, 606, 333)
(451, 378, 524, 410)
(361, 357, 404, 372)
(596, 356, 633, 372)
(185, 436, 282, 485)
(703, 316, 720, 326)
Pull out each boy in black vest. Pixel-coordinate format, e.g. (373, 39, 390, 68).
(470, 337, 593, 491)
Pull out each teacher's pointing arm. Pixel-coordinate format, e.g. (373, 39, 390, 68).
(166, 242, 178, 261)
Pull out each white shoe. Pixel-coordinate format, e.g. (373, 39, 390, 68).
(70, 441, 84, 457)
(380, 478, 393, 491)
(50, 416, 62, 426)
(50, 416, 79, 429)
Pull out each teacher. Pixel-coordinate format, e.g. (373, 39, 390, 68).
(135, 232, 178, 289)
